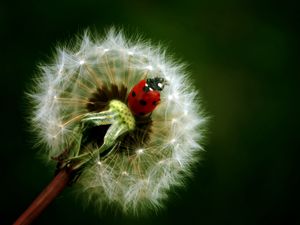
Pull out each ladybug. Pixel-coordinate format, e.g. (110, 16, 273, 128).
(127, 77, 167, 116)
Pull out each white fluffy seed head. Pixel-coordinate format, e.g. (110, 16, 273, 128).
(29, 29, 207, 214)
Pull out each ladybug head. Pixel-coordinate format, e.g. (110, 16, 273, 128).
(144, 77, 167, 92)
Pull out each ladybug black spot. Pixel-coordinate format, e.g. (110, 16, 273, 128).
(152, 101, 157, 106)
(139, 112, 146, 116)
(139, 99, 147, 106)
(132, 91, 136, 97)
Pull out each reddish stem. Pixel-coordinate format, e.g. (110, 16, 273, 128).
(13, 168, 72, 225)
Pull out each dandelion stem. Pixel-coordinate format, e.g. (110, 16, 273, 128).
(13, 168, 73, 225)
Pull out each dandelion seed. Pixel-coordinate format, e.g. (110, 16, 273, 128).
(122, 171, 129, 176)
(170, 138, 176, 144)
(18, 28, 207, 223)
(145, 65, 153, 71)
(136, 148, 144, 155)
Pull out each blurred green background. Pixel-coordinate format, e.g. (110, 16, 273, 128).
(1, 0, 299, 224)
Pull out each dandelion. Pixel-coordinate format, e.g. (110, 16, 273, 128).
(14, 29, 206, 224)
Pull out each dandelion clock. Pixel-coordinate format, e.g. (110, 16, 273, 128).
(14, 29, 207, 225)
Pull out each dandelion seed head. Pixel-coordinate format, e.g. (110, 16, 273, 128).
(30, 28, 207, 214)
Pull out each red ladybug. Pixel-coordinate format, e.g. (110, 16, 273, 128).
(127, 77, 166, 116)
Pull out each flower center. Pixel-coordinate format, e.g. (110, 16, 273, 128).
(84, 84, 152, 155)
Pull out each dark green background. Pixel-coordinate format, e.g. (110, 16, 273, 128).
(1, 0, 299, 224)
